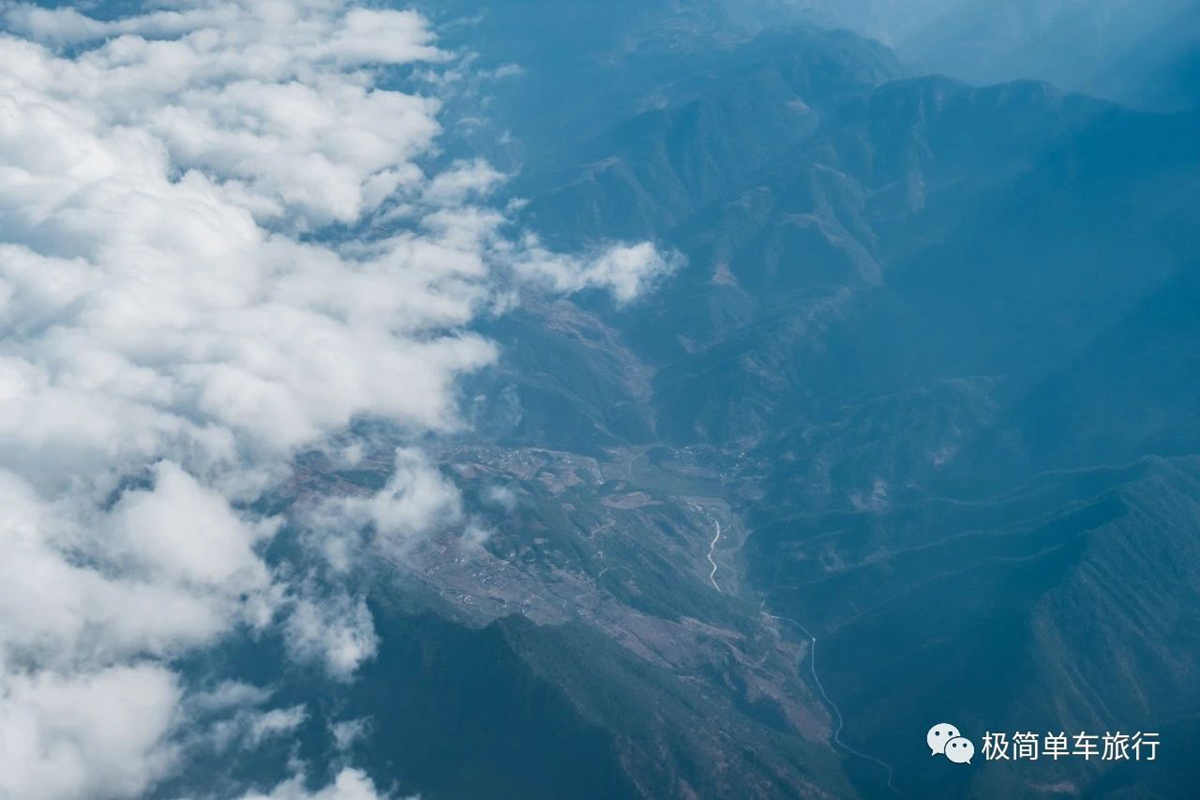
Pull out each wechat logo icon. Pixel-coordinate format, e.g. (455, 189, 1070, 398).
(928, 723, 975, 764)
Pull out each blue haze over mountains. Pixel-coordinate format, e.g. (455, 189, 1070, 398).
(96, 0, 1199, 797)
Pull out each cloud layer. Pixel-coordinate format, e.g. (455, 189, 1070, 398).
(0, 1, 676, 797)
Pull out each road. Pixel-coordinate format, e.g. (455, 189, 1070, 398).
(762, 606, 902, 796)
(706, 520, 723, 592)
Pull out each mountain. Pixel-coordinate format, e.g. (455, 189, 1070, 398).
(434, 9, 1200, 796)
(744, 0, 1200, 112)
(748, 455, 1200, 799)
(516, 25, 901, 243)
(210, 4, 1200, 798)
(415, 0, 777, 169)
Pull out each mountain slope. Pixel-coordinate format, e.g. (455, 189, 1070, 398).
(295, 10, 1200, 798)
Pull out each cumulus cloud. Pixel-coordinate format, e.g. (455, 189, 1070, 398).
(0, 1, 675, 797)
(298, 447, 465, 574)
(423, 158, 506, 206)
(242, 767, 391, 800)
(0, 665, 181, 800)
(110, 462, 275, 591)
(284, 593, 379, 681)
(0, 1, 471, 795)
(514, 239, 683, 305)
(313, 448, 462, 553)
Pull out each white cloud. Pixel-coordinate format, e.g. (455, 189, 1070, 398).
(423, 158, 506, 206)
(189, 680, 275, 714)
(302, 447, 465, 573)
(330, 717, 369, 752)
(109, 461, 275, 590)
(210, 703, 308, 751)
(0, 2, 676, 797)
(484, 484, 518, 512)
(0, 1, 469, 796)
(284, 593, 379, 682)
(247, 705, 307, 745)
(0, 468, 262, 669)
(337, 449, 460, 535)
(242, 767, 393, 800)
(0, 665, 181, 800)
(515, 239, 683, 305)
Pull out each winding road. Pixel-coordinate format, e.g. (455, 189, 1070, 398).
(706, 520, 723, 592)
(762, 606, 902, 796)
(690, 506, 896, 791)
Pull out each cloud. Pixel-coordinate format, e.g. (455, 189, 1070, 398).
(284, 593, 379, 681)
(210, 703, 308, 751)
(189, 680, 275, 714)
(110, 461, 275, 590)
(0, 2, 676, 797)
(299, 447, 465, 575)
(0, 1, 473, 795)
(423, 158, 506, 206)
(0, 665, 181, 800)
(241, 767, 394, 800)
(514, 239, 683, 305)
(484, 484, 518, 512)
(330, 717, 370, 752)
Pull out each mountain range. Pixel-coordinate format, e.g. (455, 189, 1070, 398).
(163, 3, 1200, 797)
